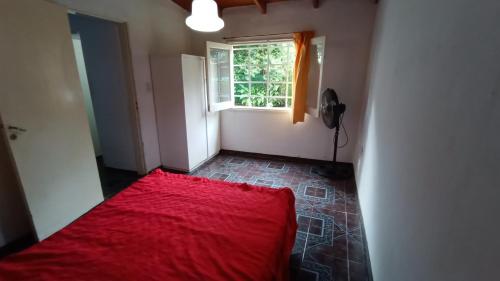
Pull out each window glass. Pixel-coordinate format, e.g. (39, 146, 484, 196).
(209, 48, 231, 103)
(232, 41, 295, 109)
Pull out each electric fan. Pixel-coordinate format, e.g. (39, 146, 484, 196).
(312, 88, 353, 180)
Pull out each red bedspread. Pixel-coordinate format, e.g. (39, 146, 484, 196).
(0, 170, 297, 281)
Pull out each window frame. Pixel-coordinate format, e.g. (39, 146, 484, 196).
(231, 40, 295, 111)
(306, 36, 326, 118)
(206, 41, 234, 112)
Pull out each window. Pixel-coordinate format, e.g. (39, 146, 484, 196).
(206, 38, 324, 113)
(233, 42, 296, 109)
(206, 42, 233, 112)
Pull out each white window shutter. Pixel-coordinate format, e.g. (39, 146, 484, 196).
(306, 36, 326, 118)
(206, 41, 234, 112)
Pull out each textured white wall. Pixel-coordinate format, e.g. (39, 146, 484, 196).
(54, 0, 192, 172)
(191, 0, 377, 161)
(355, 0, 500, 280)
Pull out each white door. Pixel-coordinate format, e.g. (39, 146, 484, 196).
(0, 0, 104, 240)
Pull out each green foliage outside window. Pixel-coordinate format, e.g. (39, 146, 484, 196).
(233, 42, 295, 108)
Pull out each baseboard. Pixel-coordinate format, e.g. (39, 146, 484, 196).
(220, 149, 354, 167)
(160, 165, 189, 174)
(159, 150, 354, 175)
(359, 211, 374, 281)
(161, 152, 221, 175)
(145, 165, 163, 174)
(353, 177, 374, 281)
(0, 234, 36, 259)
(96, 156, 140, 175)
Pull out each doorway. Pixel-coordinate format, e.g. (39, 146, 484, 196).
(68, 13, 142, 198)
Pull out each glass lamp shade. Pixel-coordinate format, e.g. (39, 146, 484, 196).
(186, 0, 224, 32)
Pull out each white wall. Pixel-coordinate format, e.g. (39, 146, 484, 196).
(355, 0, 500, 280)
(191, 0, 377, 161)
(54, 0, 192, 172)
(0, 132, 31, 247)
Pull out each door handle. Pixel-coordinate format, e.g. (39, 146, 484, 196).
(7, 125, 27, 141)
(8, 126, 27, 132)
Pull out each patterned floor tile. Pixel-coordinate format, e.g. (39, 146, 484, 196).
(349, 260, 369, 281)
(347, 236, 365, 263)
(209, 172, 229, 181)
(191, 153, 370, 281)
(267, 162, 285, 169)
(255, 179, 274, 187)
(228, 157, 246, 165)
(296, 269, 320, 281)
(347, 213, 362, 237)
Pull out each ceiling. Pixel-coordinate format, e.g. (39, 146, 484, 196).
(171, 0, 321, 15)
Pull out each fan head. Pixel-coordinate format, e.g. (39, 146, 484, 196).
(320, 88, 345, 129)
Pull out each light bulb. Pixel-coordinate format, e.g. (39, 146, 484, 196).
(186, 0, 224, 32)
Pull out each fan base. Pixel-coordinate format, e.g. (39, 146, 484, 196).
(312, 163, 353, 180)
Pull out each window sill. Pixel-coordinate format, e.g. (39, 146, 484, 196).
(227, 107, 291, 113)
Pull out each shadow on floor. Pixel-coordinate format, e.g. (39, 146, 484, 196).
(96, 157, 141, 199)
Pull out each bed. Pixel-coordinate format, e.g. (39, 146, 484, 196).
(0, 170, 297, 281)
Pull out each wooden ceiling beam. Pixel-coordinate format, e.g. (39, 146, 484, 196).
(253, 0, 267, 14)
(172, 0, 317, 14)
(172, 0, 191, 11)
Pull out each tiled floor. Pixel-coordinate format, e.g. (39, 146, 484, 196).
(2, 153, 371, 281)
(96, 157, 141, 198)
(192, 153, 371, 281)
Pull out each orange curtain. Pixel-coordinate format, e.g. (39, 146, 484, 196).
(292, 31, 315, 124)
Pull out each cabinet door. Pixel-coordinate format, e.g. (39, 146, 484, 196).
(203, 58, 221, 158)
(182, 55, 209, 170)
(150, 56, 190, 171)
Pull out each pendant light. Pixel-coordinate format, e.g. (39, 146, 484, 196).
(186, 0, 224, 32)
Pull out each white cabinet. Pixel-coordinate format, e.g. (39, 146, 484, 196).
(151, 54, 220, 172)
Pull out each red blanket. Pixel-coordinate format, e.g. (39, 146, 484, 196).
(0, 170, 297, 281)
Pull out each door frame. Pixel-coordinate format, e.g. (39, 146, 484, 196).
(67, 10, 147, 175)
(117, 23, 147, 175)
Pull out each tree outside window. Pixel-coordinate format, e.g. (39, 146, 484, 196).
(233, 42, 296, 108)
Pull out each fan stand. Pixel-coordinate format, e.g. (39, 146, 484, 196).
(312, 125, 353, 180)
